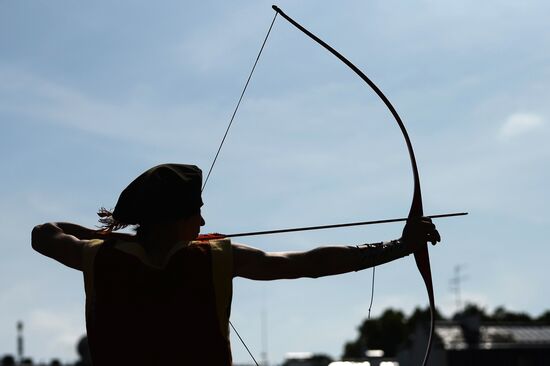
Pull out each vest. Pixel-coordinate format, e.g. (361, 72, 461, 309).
(82, 238, 233, 366)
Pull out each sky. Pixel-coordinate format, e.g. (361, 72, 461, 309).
(1, 0, 549, 364)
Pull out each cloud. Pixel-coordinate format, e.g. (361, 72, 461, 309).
(0, 279, 85, 363)
(27, 308, 84, 362)
(0, 65, 221, 153)
(173, 3, 266, 74)
(498, 113, 544, 141)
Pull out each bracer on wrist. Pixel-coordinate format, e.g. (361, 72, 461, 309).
(354, 239, 411, 271)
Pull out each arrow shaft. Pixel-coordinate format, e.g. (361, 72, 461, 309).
(223, 212, 467, 238)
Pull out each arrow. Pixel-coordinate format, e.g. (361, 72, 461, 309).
(222, 212, 467, 238)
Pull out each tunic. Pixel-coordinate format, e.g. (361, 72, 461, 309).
(82, 238, 233, 366)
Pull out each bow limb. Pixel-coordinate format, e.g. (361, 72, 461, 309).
(272, 6, 435, 365)
(411, 194, 435, 366)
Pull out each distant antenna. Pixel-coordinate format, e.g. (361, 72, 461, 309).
(450, 265, 468, 312)
(16, 321, 24, 362)
(261, 288, 269, 366)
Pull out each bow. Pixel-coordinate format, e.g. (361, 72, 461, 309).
(204, 6, 437, 365)
(271, 6, 434, 364)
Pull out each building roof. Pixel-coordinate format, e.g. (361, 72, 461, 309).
(435, 322, 550, 350)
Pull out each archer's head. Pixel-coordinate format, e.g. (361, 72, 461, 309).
(98, 164, 204, 237)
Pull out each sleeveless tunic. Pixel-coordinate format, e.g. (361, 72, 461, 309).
(82, 239, 233, 366)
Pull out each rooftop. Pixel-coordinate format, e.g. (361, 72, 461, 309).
(435, 322, 550, 350)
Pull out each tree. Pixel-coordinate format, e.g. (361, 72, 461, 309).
(1, 355, 15, 366)
(342, 308, 408, 359)
(451, 303, 490, 321)
(537, 310, 550, 324)
(406, 306, 444, 333)
(492, 306, 532, 322)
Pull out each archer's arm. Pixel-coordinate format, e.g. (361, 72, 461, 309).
(232, 218, 440, 280)
(233, 244, 366, 280)
(31, 222, 101, 271)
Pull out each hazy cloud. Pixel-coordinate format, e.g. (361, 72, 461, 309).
(498, 113, 544, 141)
(0, 66, 221, 150)
(28, 308, 84, 361)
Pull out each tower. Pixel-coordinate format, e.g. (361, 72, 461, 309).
(16, 321, 24, 362)
(450, 265, 468, 312)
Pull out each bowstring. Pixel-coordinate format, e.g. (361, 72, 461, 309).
(230, 320, 261, 366)
(202, 12, 279, 193)
(367, 266, 376, 320)
(203, 8, 382, 364)
(202, 11, 279, 366)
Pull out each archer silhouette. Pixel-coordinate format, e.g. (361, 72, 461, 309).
(32, 163, 440, 366)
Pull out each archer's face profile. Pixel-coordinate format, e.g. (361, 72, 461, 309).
(176, 210, 205, 240)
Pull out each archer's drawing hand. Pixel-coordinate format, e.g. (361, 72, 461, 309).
(401, 217, 441, 252)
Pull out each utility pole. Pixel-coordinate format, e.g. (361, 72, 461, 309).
(450, 265, 468, 312)
(17, 321, 24, 363)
